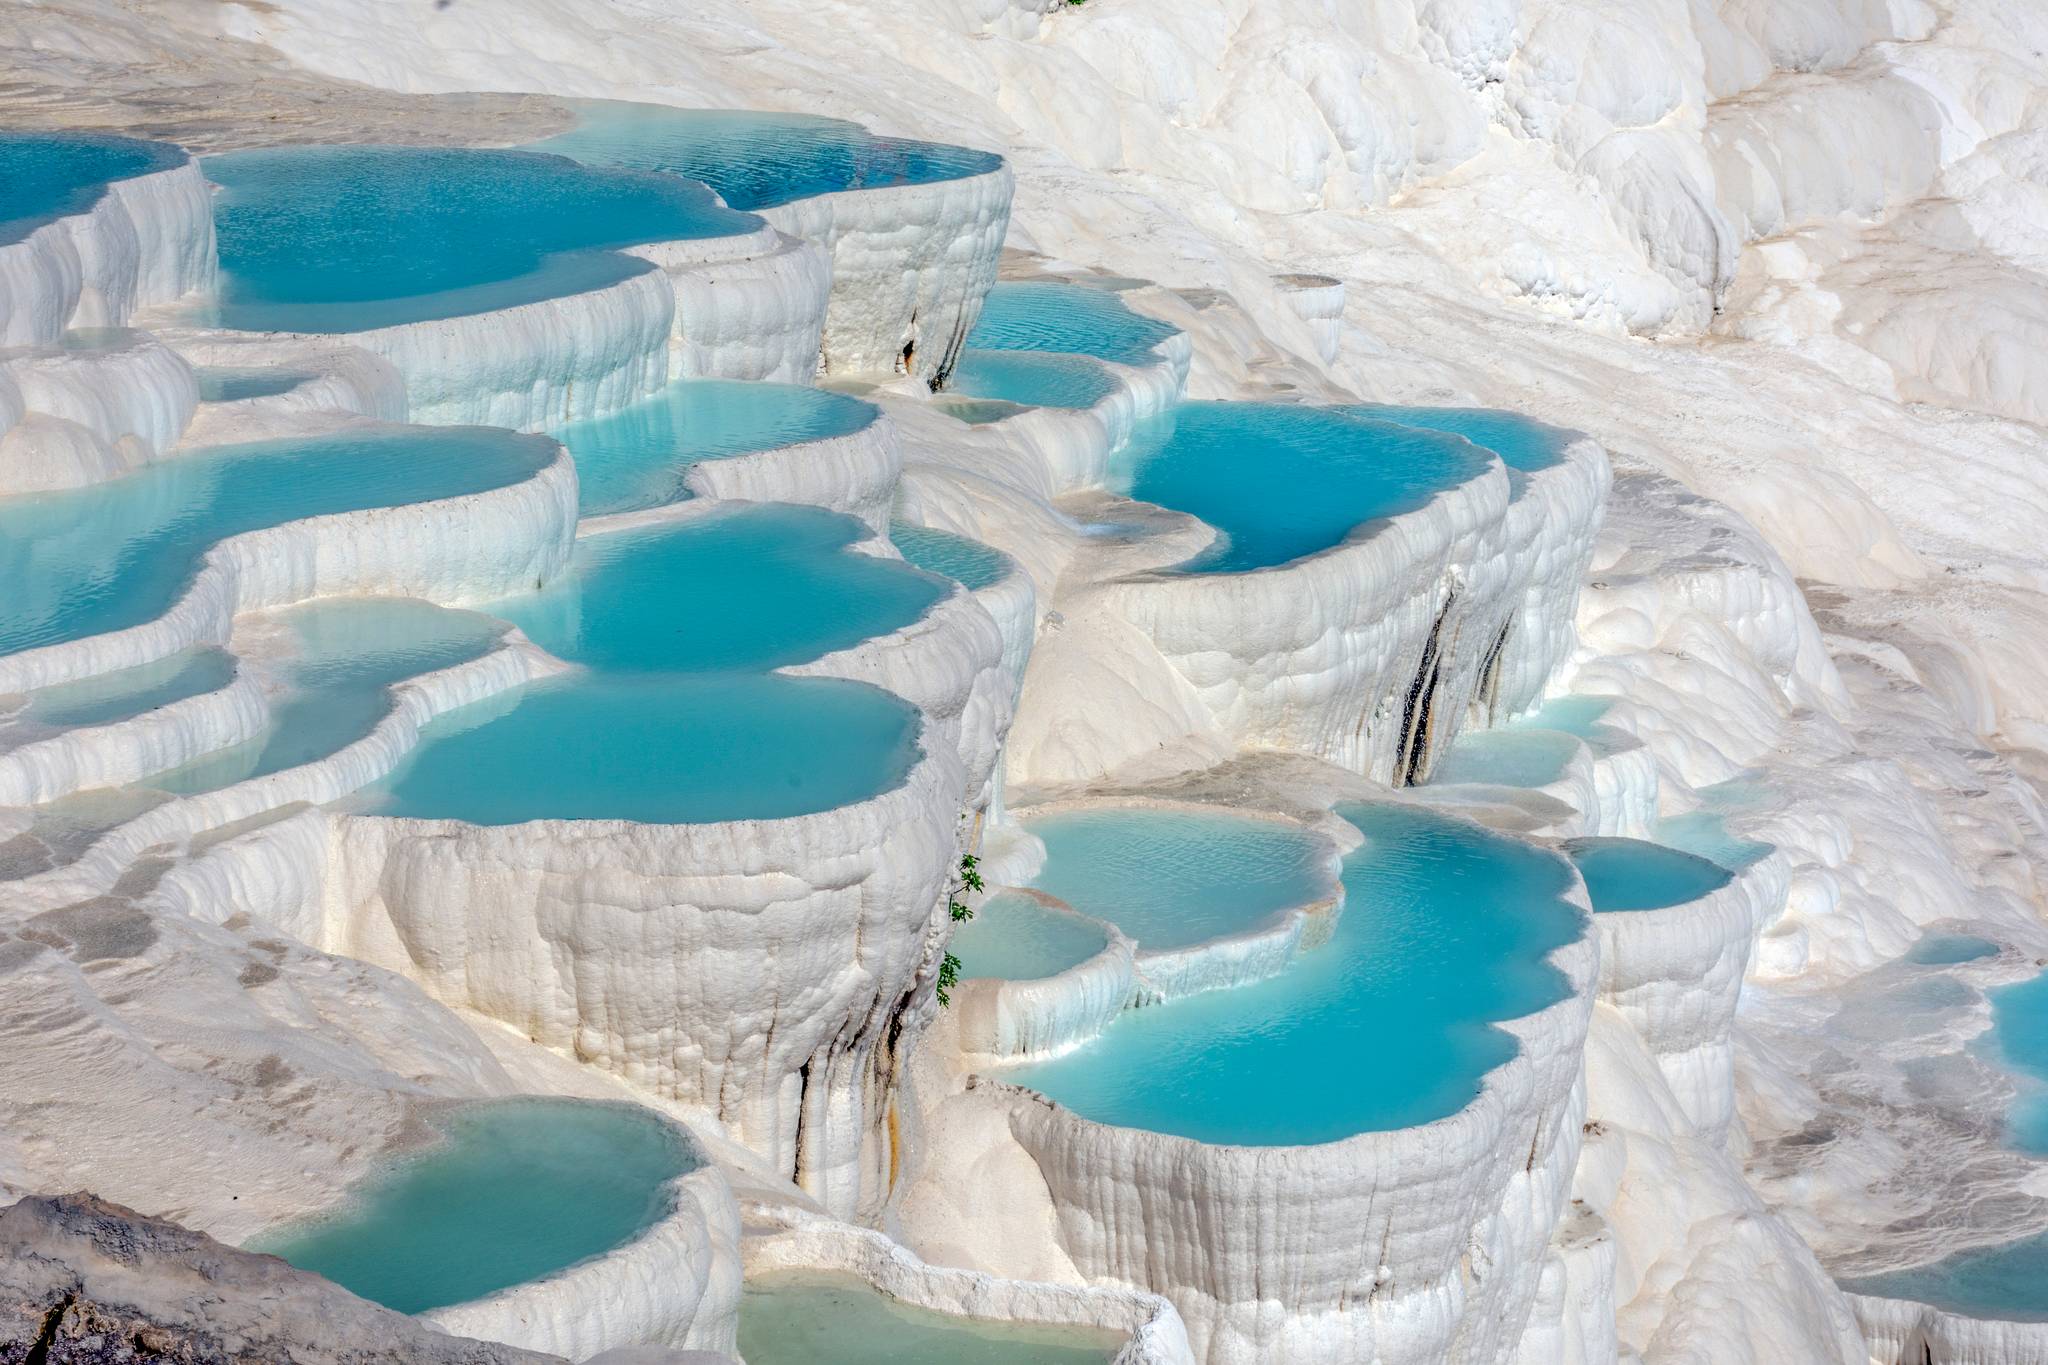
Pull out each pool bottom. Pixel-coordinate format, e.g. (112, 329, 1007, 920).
(739, 1269, 1121, 1364)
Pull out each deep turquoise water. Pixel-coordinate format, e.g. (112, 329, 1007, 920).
(953, 891, 1110, 982)
(152, 598, 503, 798)
(739, 1271, 1120, 1364)
(194, 367, 311, 402)
(529, 99, 1001, 212)
(1428, 727, 1579, 788)
(945, 350, 1120, 410)
(1907, 934, 2001, 966)
(1842, 1230, 2048, 1322)
(1022, 807, 1332, 953)
(1004, 803, 1580, 1145)
(204, 144, 757, 332)
(368, 506, 937, 825)
(554, 379, 877, 516)
(1115, 403, 1493, 573)
(253, 1099, 689, 1315)
(12, 648, 235, 733)
(1988, 972, 2048, 1156)
(1564, 837, 1734, 912)
(891, 524, 1010, 591)
(0, 132, 183, 246)
(0, 426, 556, 658)
(1347, 405, 1574, 480)
(964, 281, 1179, 365)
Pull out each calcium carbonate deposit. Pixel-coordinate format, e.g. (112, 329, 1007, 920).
(1, 1, 2045, 1363)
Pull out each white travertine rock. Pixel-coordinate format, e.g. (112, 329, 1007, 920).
(0, 148, 214, 347)
(1851, 1292, 2048, 1365)
(1270, 273, 1345, 364)
(683, 407, 901, 532)
(951, 891, 1137, 1062)
(0, 330, 197, 493)
(631, 223, 832, 385)
(0, 663, 266, 807)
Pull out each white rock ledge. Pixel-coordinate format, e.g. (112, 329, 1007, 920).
(0, 330, 199, 493)
(1849, 1291, 2048, 1365)
(745, 1205, 1196, 1365)
(952, 889, 1137, 1062)
(682, 407, 900, 532)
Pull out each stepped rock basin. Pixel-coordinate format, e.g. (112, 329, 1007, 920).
(551, 377, 880, 517)
(1113, 402, 1493, 573)
(0, 131, 185, 246)
(945, 350, 1121, 411)
(891, 524, 1013, 592)
(739, 1270, 1122, 1363)
(1344, 404, 1574, 497)
(200, 144, 756, 333)
(0, 424, 560, 681)
(1907, 933, 2002, 965)
(953, 889, 1110, 984)
(192, 365, 315, 402)
(366, 503, 941, 824)
(1563, 837, 1734, 912)
(962, 279, 1180, 366)
(528, 98, 1011, 382)
(253, 1097, 691, 1315)
(1001, 802, 1579, 1145)
(1427, 724, 1581, 789)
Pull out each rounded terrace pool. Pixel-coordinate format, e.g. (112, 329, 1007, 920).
(200, 144, 759, 333)
(1427, 725, 1581, 789)
(252, 1098, 690, 1316)
(1111, 402, 1493, 573)
(0, 131, 185, 246)
(366, 504, 942, 825)
(890, 524, 1011, 591)
(552, 378, 878, 517)
(952, 890, 1110, 983)
(1563, 837, 1734, 912)
(739, 1269, 1122, 1364)
(944, 350, 1120, 411)
(527, 99, 1003, 212)
(962, 280, 1179, 367)
(1000, 802, 1581, 1145)
(1346, 404, 1574, 495)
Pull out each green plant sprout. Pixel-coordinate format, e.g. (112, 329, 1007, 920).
(935, 851, 985, 1006)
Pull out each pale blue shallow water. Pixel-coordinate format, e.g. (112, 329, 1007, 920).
(1906, 934, 2001, 966)
(14, 648, 235, 732)
(1564, 837, 1733, 912)
(1842, 1231, 2048, 1322)
(1987, 972, 2048, 1156)
(253, 1099, 689, 1316)
(193, 367, 311, 403)
(1428, 727, 1580, 789)
(368, 505, 938, 825)
(1114, 403, 1493, 573)
(0, 426, 555, 659)
(1653, 810, 1776, 872)
(0, 132, 183, 246)
(963, 281, 1179, 365)
(1021, 807, 1332, 953)
(945, 350, 1120, 410)
(1003, 803, 1580, 1145)
(153, 598, 503, 798)
(740, 1271, 1120, 1364)
(553, 379, 877, 517)
(203, 144, 758, 332)
(1346, 404, 1574, 496)
(890, 524, 1010, 591)
(528, 99, 1002, 212)
(953, 891, 1109, 982)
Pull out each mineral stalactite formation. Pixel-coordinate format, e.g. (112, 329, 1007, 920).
(1, 1, 2045, 1362)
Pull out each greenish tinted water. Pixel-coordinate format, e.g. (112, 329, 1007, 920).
(1906, 934, 2000, 966)
(1653, 810, 1776, 872)
(946, 350, 1120, 410)
(738, 1271, 1120, 1364)
(1004, 803, 1580, 1145)
(1563, 837, 1734, 913)
(0, 425, 555, 659)
(1022, 807, 1331, 952)
(204, 144, 757, 332)
(530, 99, 1002, 212)
(1428, 727, 1579, 788)
(254, 1099, 690, 1315)
(891, 524, 1010, 591)
(554, 379, 877, 517)
(194, 367, 312, 402)
(0, 132, 183, 246)
(1115, 403, 1492, 573)
(11, 648, 235, 733)
(964, 281, 1179, 365)
(953, 891, 1109, 982)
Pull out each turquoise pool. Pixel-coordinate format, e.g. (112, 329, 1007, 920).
(1843, 1230, 2048, 1322)
(554, 379, 877, 517)
(963, 281, 1179, 366)
(528, 99, 1001, 212)
(1907, 934, 2001, 966)
(193, 367, 312, 403)
(1003, 803, 1580, 1145)
(1021, 807, 1331, 953)
(151, 598, 503, 798)
(1114, 403, 1493, 573)
(1347, 404, 1573, 494)
(739, 1271, 1120, 1364)
(203, 144, 758, 332)
(1987, 972, 2048, 1156)
(7, 648, 235, 735)
(1427, 726, 1580, 789)
(367, 505, 939, 825)
(953, 891, 1110, 983)
(1564, 837, 1733, 912)
(254, 1099, 689, 1316)
(945, 350, 1120, 410)
(0, 131, 183, 246)
(0, 426, 556, 659)
(891, 524, 1010, 591)
(1653, 810, 1776, 872)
